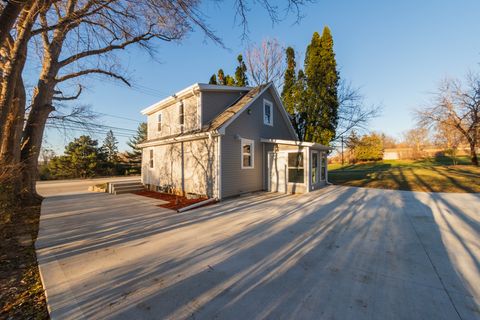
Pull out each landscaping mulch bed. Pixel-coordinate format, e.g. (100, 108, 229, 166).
(134, 191, 211, 211)
(0, 201, 49, 320)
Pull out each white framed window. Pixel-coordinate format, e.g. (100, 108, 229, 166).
(311, 151, 319, 184)
(287, 152, 304, 183)
(320, 153, 326, 180)
(263, 99, 273, 126)
(179, 102, 184, 126)
(241, 138, 254, 169)
(157, 113, 162, 132)
(149, 149, 154, 168)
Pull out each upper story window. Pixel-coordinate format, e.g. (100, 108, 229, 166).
(241, 138, 254, 169)
(179, 102, 184, 126)
(263, 99, 273, 126)
(157, 113, 162, 132)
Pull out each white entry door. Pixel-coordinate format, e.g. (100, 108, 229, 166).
(268, 152, 287, 193)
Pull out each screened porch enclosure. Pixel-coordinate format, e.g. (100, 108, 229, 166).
(263, 139, 329, 194)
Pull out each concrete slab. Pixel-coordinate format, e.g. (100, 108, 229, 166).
(36, 185, 480, 320)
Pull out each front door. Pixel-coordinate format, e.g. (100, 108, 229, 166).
(268, 152, 287, 193)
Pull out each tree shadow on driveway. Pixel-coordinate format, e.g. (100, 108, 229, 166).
(38, 187, 479, 320)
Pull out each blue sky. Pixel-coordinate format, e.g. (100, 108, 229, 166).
(42, 0, 480, 153)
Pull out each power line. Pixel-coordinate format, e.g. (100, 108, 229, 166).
(96, 112, 142, 123)
(90, 75, 165, 98)
(46, 124, 133, 138)
(60, 118, 137, 133)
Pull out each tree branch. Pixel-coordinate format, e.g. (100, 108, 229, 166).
(56, 68, 130, 86)
(53, 85, 83, 100)
(58, 30, 159, 67)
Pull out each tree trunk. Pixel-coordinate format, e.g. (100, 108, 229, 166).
(0, 1, 39, 150)
(470, 142, 478, 166)
(20, 101, 54, 199)
(0, 57, 27, 164)
(0, 0, 28, 47)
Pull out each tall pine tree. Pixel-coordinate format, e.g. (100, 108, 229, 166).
(126, 122, 147, 169)
(217, 69, 226, 85)
(234, 54, 248, 86)
(304, 27, 339, 145)
(209, 74, 217, 84)
(281, 47, 299, 135)
(102, 130, 119, 163)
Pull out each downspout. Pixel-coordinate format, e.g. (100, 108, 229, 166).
(217, 134, 222, 200)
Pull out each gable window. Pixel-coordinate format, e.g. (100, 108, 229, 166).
(288, 152, 304, 183)
(241, 139, 254, 169)
(157, 113, 162, 132)
(263, 99, 273, 126)
(149, 149, 154, 168)
(179, 102, 184, 126)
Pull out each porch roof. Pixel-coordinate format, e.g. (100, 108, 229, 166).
(260, 138, 332, 151)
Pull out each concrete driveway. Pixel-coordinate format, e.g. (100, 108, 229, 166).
(36, 186, 480, 320)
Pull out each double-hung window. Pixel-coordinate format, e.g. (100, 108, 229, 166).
(157, 113, 162, 132)
(263, 99, 273, 126)
(179, 102, 184, 126)
(241, 139, 254, 169)
(288, 152, 304, 183)
(149, 149, 154, 168)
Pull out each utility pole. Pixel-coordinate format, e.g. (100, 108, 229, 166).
(341, 136, 344, 167)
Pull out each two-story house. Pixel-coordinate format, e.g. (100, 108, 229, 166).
(138, 82, 330, 200)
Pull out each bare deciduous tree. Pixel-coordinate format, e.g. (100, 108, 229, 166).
(416, 74, 480, 166)
(245, 38, 284, 87)
(334, 80, 381, 140)
(402, 127, 430, 160)
(433, 120, 466, 165)
(0, 0, 312, 200)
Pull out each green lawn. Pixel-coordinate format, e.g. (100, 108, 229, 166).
(328, 157, 480, 193)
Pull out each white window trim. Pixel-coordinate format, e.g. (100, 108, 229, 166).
(157, 113, 162, 132)
(149, 149, 154, 169)
(263, 99, 273, 126)
(286, 150, 305, 184)
(241, 138, 254, 169)
(178, 102, 185, 127)
(311, 150, 319, 185)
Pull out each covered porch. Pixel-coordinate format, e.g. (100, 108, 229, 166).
(262, 139, 331, 194)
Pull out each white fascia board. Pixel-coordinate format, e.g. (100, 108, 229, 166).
(216, 83, 273, 135)
(141, 83, 252, 116)
(141, 83, 201, 115)
(138, 131, 220, 148)
(269, 85, 299, 140)
(260, 138, 332, 150)
(197, 83, 252, 92)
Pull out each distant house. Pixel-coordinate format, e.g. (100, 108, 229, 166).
(138, 83, 330, 199)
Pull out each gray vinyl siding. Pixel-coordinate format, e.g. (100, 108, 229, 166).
(221, 90, 296, 198)
(201, 91, 246, 125)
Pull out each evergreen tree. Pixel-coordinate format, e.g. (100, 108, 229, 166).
(304, 27, 339, 145)
(217, 69, 226, 85)
(209, 74, 217, 84)
(234, 54, 248, 86)
(48, 135, 103, 178)
(225, 75, 235, 86)
(126, 122, 147, 167)
(281, 47, 299, 135)
(102, 130, 119, 163)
